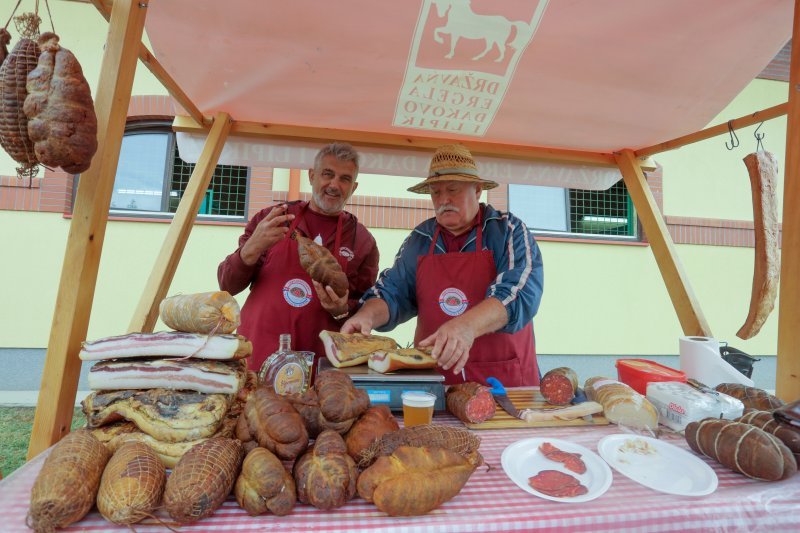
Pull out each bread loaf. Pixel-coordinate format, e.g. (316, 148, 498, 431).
(715, 383, 784, 411)
(736, 410, 800, 455)
(584, 377, 658, 430)
(357, 445, 477, 516)
(235, 387, 309, 460)
(344, 405, 400, 462)
(685, 418, 796, 481)
(235, 447, 296, 516)
(24, 33, 97, 173)
(296, 234, 348, 297)
(293, 430, 358, 510)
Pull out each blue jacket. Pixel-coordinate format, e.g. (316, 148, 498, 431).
(362, 204, 544, 333)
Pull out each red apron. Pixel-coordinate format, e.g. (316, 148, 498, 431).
(239, 204, 345, 374)
(414, 211, 538, 386)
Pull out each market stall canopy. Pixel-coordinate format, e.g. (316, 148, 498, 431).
(145, 0, 792, 187)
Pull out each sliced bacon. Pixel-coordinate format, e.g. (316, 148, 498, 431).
(79, 331, 251, 361)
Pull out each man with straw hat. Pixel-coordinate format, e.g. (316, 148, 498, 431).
(342, 144, 543, 386)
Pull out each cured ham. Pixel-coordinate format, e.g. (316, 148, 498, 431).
(88, 358, 248, 394)
(79, 331, 252, 361)
(82, 389, 230, 443)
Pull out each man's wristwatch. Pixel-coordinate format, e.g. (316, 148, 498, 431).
(332, 310, 349, 321)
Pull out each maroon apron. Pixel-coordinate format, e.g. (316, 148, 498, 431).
(239, 203, 346, 374)
(414, 211, 538, 386)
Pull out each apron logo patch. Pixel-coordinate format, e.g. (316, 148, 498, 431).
(439, 287, 469, 316)
(339, 246, 355, 260)
(283, 279, 313, 307)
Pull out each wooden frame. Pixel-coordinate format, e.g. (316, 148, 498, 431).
(26, 0, 800, 457)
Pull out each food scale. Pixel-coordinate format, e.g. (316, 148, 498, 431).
(317, 358, 446, 412)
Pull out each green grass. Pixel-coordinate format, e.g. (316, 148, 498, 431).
(0, 407, 85, 478)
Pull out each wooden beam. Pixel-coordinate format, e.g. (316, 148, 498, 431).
(776, 1, 800, 401)
(173, 115, 657, 171)
(90, 0, 207, 126)
(27, 0, 147, 459)
(288, 169, 302, 201)
(615, 149, 712, 337)
(635, 103, 788, 158)
(128, 112, 232, 333)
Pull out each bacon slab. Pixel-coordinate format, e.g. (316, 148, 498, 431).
(88, 358, 248, 394)
(79, 331, 252, 361)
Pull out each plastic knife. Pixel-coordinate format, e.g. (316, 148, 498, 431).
(487, 376, 520, 419)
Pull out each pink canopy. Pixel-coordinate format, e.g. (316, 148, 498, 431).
(146, 0, 791, 155)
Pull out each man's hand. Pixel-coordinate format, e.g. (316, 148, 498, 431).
(312, 281, 348, 318)
(418, 318, 476, 375)
(240, 204, 295, 265)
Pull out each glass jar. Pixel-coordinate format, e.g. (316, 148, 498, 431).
(258, 334, 313, 395)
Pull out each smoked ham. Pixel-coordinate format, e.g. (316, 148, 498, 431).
(319, 330, 398, 368)
(88, 358, 248, 394)
(368, 348, 437, 373)
(82, 389, 230, 443)
(296, 234, 348, 297)
(79, 331, 252, 361)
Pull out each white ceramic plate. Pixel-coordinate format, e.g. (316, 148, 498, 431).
(597, 434, 718, 496)
(501, 437, 612, 503)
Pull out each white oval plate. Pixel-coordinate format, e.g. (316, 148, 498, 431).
(501, 437, 612, 503)
(597, 434, 718, 496)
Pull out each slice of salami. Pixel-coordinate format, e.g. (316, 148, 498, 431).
(446, 382, 496, 424)
(540, 367, 579, 405)
(539, 442, 587, 474)
(528, 469, 588, 498)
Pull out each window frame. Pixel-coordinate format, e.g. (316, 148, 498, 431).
(72, 120, 250, 223)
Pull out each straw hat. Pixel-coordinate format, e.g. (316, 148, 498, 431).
(408, 144, 499, 194)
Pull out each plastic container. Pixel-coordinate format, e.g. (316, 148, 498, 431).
(615, 358, 687, 395)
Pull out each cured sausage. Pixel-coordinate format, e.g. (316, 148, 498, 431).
(446, 382, 496, 424)
(528, 470, 587, 498)
(715, 383, 784, 411)
(540, 367, 578, 405)
(539, 442, 586, 474)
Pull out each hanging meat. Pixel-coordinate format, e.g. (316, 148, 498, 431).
(24, 32, 97, 173)
(0, 29, 10, 67)
(737, 151, 780, 339)
(0, 34, 39, 177)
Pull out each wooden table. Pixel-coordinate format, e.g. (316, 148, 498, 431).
(1, 414, 798, 532)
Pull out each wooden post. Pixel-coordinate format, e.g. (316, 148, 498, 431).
(615, 149, 712, 337)
(27, 0, 148, 459)
(776, 1, 800, 401)
(128, 112, 232, 333)
(288, 169, 302, 201)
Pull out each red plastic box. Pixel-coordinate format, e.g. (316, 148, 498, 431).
(615, 358, 687, 395)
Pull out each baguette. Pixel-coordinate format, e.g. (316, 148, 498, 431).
(368, 348, 436, 373)
(319, 331, 398, 368)
(685, 418, 796, 480)
(584, 377, 658, 430)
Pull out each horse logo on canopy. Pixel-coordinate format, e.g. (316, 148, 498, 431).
(432, 0, 533, 62)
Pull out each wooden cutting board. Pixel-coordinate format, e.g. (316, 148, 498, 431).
(465, 388, 608, 429)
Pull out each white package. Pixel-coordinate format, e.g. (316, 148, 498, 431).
(646, 381, 744, 431)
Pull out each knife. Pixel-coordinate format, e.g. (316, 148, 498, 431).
(487, 376, 520, 419)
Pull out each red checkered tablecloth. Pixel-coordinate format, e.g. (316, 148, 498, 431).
(2, 416, 798, 532)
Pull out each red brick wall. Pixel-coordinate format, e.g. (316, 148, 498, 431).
(758, 40, 791, 82)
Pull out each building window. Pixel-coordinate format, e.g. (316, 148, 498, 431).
(509, 181, 637, 239)
(97, 121, 248, 220)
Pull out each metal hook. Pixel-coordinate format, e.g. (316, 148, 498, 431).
(725, 120, 739, 151)
(754, 122, 766, 152)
